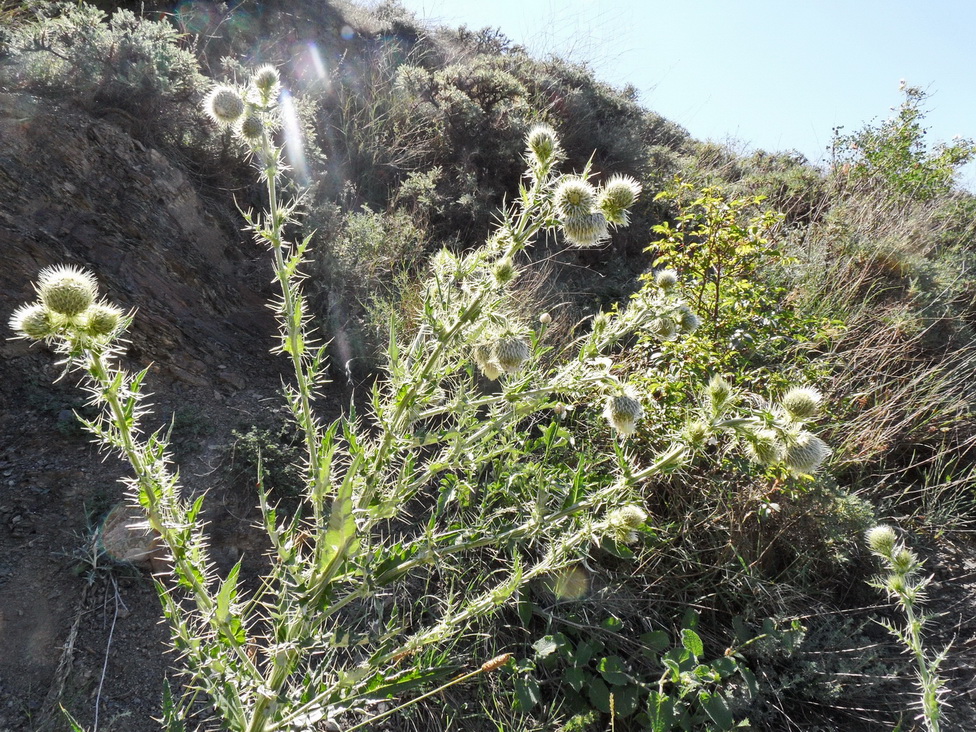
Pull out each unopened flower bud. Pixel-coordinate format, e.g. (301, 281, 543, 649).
(649, 316, 677, 340)
(493, 257, 517, 285)
(37, 265, 98, 317)
(204, 85, 245, 127)
(238, 112, 264, 143)
(604, 395, 644, 436)
(252, 65, 280, 96)
(610, 504, 648, 530)
(654, 269, 679, 291)
(891, 548, 917, 575)
(781, 386, 822, 421)
(493, 336, 531, 373)
(9, 303, 56, 340)
(866, 525, 898, 558)
(598, 174, 642, 226)
(554, 177, 596, 219)
(526, 124, 561, 166)
(706, 375, 733, 415)
(539, 312, 552, 325)
(743, 429, 783, 466)
(83, 303, 123, 337)
(562, 212, 609, 248)
(676, 305, 699, 333)
(782, 431, 830, 475)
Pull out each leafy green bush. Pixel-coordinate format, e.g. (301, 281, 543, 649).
(4, 2, 206, 145)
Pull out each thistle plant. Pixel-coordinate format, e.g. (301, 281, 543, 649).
(866, 525, 948, 732)
(9, 69, 713, 731)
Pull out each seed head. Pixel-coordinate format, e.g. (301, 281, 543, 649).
(204, 85, 245, 127)
(83, 303, 123, 337)
(598, 174, 642, 226)
(654, 269, 679, 291)
(493, 336, 531, 373)
(525, 124, 561, 166)
(9, 303, 56, 340)
(562, 212, 610, 248)
(782, 431, 830, 475)
(866, 525, 898, 558)
(36, 265, 98, 317)
(781, 386, 822, 421)
(553, 177, 596, 219)
(604, 395, 644, 436)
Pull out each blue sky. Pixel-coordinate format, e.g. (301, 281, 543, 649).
(396, 0, 976, 189)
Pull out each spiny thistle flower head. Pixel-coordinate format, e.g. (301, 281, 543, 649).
(473, 342, 503, 380)
(866, 525, 898, 558)
(493, 335, 531, 373)
(204, 84, 245, 127)
(886, 573, 907, 595)
(492, 257, 517, 285)
(562, 212, 610, 248)
(649, 316, 678, 340)
(598, 174, 642, 226)
(36, 265, 98, 317)
(891, 548, 917, 576)
(781, 386, 823, 421)
(9, 303, 56, 340)
(553, 177, 596, 219)
(681, 419, 711, 449)
(782, 430, 831, 475)
(706, 374, 734, 415)
(743, 429, 783, 466)
(610, 504, 648, 530)
(604, 394, 644, 436)
(252, 65, 280, 98)
(654, 269, 679, 291)
(237, 112, 264, 143)
(676, 304, 700, 334)
(83, 303, 123, 337)
(525, 124, 561, 166)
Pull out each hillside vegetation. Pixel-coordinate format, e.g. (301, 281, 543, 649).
(2, 2, 976, 731)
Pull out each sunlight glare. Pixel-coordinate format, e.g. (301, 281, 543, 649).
(280, 90, 309, 184)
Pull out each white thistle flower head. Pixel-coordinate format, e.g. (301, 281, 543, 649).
(83, 303, 124, 337)
(676, 304, 700, 334)
(604, 394, 644, 436)
(553, 177, 596, 219)
(525, 124, 561, 166)
(562, 212, 610, 248)
(36, 265, 98, 317)
(743, 428, 783, 466)
(204, 84, 245, 127)
(780, 386, 823, 422)
(492, 257, 517, 285)
(493, 335, 531, 373)
(539, 312, 552, 325)
(649, 316, 677, 340)
(9, 303, 56, 340)
(598, 174, 642, 226)
(237, 111, 264, 143)
(783, 430, 831, 475)
(251, 65, 281, 100)
(610, 504, 648, 530)
(681, 420, 711, 449)
(654, 269, 679, 291)
(891, 548, 917, 575)
(865, 525, 898, 558)
(706, 374, 733, 416)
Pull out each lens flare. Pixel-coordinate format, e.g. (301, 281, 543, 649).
(340, 25, 355, 41)
(280, 90, 308, 185)
(308, 42, 327, 79)
(548, 566, 590, 600)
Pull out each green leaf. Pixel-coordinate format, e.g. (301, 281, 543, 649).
(563, 666, 588, 693)
(215, 561, 245, 643)
(647, 690, 675, 732)
(641, 630, 671, 654)
(698, 690, 735, 730)
(514, 677, 541, 712)
(681, 629, 703, 659)
(611, 684, 639, 717)
(598, 655, 632, 686)
(587, 677, 612, 714)
(532, 634, 561, 658)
